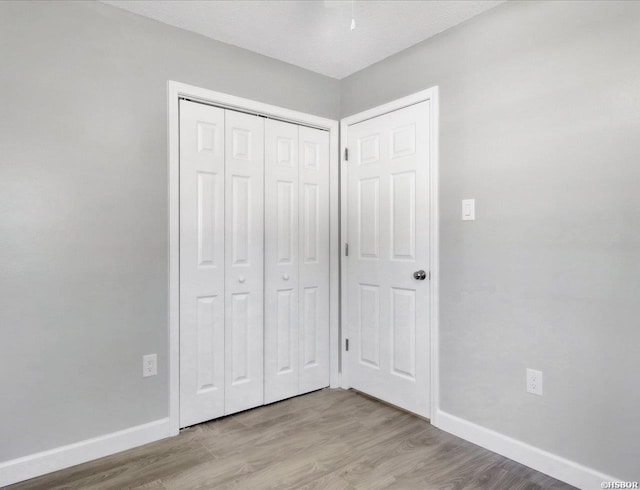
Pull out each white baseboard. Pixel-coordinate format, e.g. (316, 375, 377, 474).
(435, 410, 619, 490)
(0, 418, 171, 488)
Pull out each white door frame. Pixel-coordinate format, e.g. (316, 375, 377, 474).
(339, 87, 440, 423)
(167, 80, 340, 435)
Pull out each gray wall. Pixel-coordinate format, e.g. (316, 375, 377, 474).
(0, 0, 339, 462)
(342, 0, 640, 481)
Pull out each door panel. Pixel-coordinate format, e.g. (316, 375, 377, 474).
(179, 100, 225, 427)
(358, 177, 380, 258)
(359, 284, 380, 367)
(224, 110, 264, 415)
(346, 101, 430, 417)
(276, 289, 294, 372)
(298, 126, 330, 393)
(391, 171, 416, 260)
(301, 286, 318, 367)
(265, 119, 299, 404)
(391, 287, 416, 379)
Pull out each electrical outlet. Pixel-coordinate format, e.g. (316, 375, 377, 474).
(526, 368, 543, 395)
(143, 354, 157, 377)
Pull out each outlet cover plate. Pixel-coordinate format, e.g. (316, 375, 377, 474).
(526, 368, 543, 395)
(143, 354, 157, 377)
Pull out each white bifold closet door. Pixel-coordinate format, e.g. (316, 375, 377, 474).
(298, 125, 330, 394)
(264, 120, 330, 404)
(180, 99, 329, 429)
(179, 100, 264, 427)
(179, 101, 226, 428)
(224, 109, 265, 415)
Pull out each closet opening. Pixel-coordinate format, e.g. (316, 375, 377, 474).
(168, 81, 340, 435)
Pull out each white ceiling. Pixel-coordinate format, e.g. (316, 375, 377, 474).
(102, 0, 505, 80)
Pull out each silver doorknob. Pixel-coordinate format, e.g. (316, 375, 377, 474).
(413, 270, 427, 280)
(238, 275, 246, 283)
(282, 273, 290, 281)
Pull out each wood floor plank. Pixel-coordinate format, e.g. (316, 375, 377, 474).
(131, 480, 166, 490)
(6, 389, 576, 490)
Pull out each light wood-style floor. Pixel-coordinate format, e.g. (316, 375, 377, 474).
(8, 389, 575, 490)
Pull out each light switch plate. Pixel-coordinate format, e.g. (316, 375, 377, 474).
(462, 199, 475, 220)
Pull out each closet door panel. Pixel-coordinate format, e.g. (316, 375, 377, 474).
(179, 100, 226, 427)
(299, 126, 330, 393)
(264, 120, 300, 404)
(224, 110, 265, 415)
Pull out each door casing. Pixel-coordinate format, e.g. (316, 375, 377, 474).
(339, 87, 440, 423)
(168, 81, 340, 436)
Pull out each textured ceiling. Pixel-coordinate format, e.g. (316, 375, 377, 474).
(102, 0, 505, 79)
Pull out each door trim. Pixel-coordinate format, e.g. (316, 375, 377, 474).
(168, 81, 340, 436)
(339, 87, 440, 423)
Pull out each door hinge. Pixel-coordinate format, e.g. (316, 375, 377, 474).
(344, 148, 349, 161)
(345, 339, 349, 351)
(345, 243, 349, 256)
(429, 270, 431, 280)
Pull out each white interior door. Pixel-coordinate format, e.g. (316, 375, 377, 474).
(264, 119, 300, 404)
(298, 126, 330, 394)
(224, 110, 265, 415)
(179, 100, 226, 427)
(346, 101, 431, 418)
